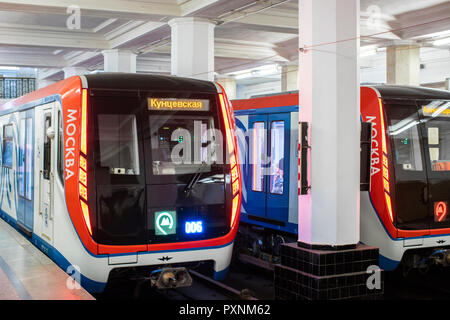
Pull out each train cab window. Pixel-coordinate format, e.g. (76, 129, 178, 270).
(388, 109, 423, 172)
(270, 121, 285, 195)
(422, 101, 450, 172)
(252, 122, 265, 192)
(57, 111, 64, 183)
(149, 115, 219, 175)
(43, 114, 51, 180)
(2, 124, 13, 168)
(97, 114, 140, 175)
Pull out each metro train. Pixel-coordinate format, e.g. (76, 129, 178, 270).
(0, 73, 241, 293)
(233, 86, 450, 271)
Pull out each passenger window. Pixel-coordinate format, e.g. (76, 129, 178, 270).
(388, 109, 423, 171)
(25, 118, 32, 200)
(251, 122, 265, 192)
(19, 119, 25, 197)
(2, 124, 13, 168)
(43, 114, 51, 180)
(422, 101, 450, 172)
(18, 118, 33, 200)
(270, 121, 285, 195)
(97, 114, 140, 175)
(57, 111, 64, 182)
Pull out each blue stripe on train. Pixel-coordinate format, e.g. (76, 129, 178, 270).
(0, 209, 106, 293)
(0, 208, 233, 293)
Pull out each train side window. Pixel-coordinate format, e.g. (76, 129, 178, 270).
(18, 119, 25, 197)
(2, 124, 13, 168)
(388, 109, 423, 172)
(25, 118, 33, 199)
(251, 122, 265, 192)
(97, 114, 140, 175)
(57, 110, 64, 183)
(43, 114, 51, 180)
(270, 121, 285, 195)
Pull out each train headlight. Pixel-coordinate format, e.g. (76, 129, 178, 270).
(78, 89, 92, 235)
(218, 87, 242, 229)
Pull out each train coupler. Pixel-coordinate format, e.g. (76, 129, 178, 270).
(150, 267, 193, 289)
(431, 249, 450, 267)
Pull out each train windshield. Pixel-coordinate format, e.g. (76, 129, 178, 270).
(388, 105, 424, 172)
(385, 99, 450, 230)
(91, 92, 230, 245)
(149, 115, 220, 176)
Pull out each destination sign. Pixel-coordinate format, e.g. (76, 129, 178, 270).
(148, 98, 210, 111)
(422, 103, 450, 117)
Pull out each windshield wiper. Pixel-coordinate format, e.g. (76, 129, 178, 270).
(184, 162, 207, 197)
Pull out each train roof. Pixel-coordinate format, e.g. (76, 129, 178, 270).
(232, 85, 450, 111)
(85, 73, 218, 93)
(232, 92, 298, 110)
(367, 85, 450, 100)
(0, 74, 219, 114)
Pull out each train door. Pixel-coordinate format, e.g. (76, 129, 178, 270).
(419, 100, 450, 229)
(247, 113, 290, 223)
(39, 105, 55, 245)
(17, 109, 34, 234)
(247, 115, 267, 217)
(385, 100, 429, 232)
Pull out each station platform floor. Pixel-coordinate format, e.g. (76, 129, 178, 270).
(0, 218, 94, 300)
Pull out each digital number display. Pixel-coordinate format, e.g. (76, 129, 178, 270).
(148, 98, 210, 111)
(185, 221, 203, 234)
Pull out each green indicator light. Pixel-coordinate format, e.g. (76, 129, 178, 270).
(178, 136, 184, 143)
(155, 211, 176, 236)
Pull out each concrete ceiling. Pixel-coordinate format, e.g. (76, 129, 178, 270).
(0, 0, 448, 84)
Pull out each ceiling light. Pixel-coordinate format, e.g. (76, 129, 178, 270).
(0, 66, 19, 70)
(433, 37, 450, 46)
(360, 49, 377, 57)
(415, 30, 450, 39)
(235, 73, 252, 80)
(232, 64, 280, 79)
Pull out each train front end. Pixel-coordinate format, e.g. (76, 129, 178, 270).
(361, 85, 450, 271)
(62, 74, 241, 292)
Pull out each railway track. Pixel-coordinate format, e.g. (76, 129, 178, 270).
(384, 267, 450, 300)
(98, 266, 262, 300)
(146, 270, 259, 300)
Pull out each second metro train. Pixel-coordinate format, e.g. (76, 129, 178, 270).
(232, 85, 450, 271)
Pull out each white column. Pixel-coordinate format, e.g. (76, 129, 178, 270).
(169, 17, 215, 81)
(386, 45, 420, 86)
(102, 49, 137, 73)
(298, 0, 360, 247)
(63, 67, 89, 79)
(216, 77, 236, 99)
(281, 64, 299, 92)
